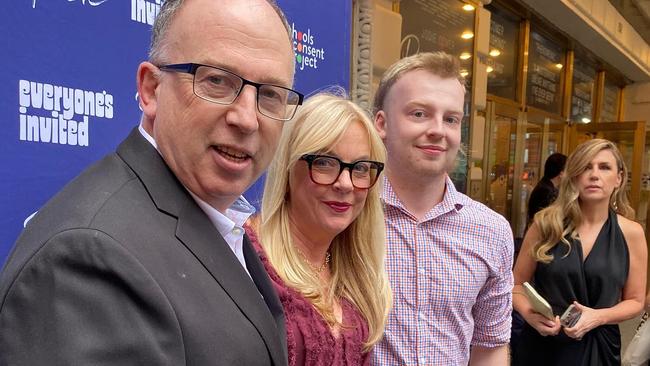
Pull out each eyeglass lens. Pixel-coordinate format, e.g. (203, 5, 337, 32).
(193, 65, 300, 120)
(309, 156, 380, 189)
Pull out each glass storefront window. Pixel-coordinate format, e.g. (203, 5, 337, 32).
(399, 0, 475, 58)
(518, 113, 565, 236)
(486, 110, 516, 220)
(487, 6, 519, 100)
(526, 29, 565, 115)
(571, 55, 596, 124)
(600, 76, 620, 122)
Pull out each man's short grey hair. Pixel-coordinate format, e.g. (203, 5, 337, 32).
(149, 0, 293, 63)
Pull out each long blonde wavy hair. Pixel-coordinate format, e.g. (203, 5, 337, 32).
(532, 139, 634, 263)
(259, 92, 391, 350)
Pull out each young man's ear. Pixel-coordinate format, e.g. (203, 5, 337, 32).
(136, 62, 160, 121)
(374, 110, 387, 140)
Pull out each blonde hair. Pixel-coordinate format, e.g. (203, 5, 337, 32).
(259, 92, 391, 350)
(373, 51, 466, 115)
(532, 139, 633, 263)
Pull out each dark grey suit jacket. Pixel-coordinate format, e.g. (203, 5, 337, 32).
(0, 129, 287, 366)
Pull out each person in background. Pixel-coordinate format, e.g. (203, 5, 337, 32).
(512, 153, 567, 351)
(512, 139, 647, 365)
(248, 93, 392, 365)
(488, 163, 508, 217)
(370, 51, 514, 366)
(527, 152, 568, 225)
(0, 0, 301, 364)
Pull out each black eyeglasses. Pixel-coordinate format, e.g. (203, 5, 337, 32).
(299, 154, 384, 189)
(157, 63, 304, 121)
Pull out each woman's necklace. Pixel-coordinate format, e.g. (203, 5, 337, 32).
(296, 247, 331, 273)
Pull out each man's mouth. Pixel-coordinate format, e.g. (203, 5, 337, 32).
(214, 146, 250, 161)
(419, 145, 446, 153)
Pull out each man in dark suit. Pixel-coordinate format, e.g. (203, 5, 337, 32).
(0, 0, 302, 364)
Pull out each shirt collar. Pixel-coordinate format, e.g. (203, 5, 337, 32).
(440, 175, 470, 212)
(381, 175, 468, 220)
(138, 123, 158, 149)
(188, 191, 255, 239)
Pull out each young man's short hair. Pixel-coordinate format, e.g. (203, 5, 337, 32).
(372, 51, 466, 115)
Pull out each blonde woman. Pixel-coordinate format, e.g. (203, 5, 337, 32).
(512, 139, 647, 365)
(245, 93, 391, 365)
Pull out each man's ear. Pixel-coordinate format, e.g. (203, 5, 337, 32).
(136, 62, 160, 121)
(374, 110, 387, 139)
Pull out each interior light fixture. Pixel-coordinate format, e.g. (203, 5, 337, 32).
(461, 31, 474, 40)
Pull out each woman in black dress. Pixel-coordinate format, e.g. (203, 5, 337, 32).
(512, 139, 647, 365)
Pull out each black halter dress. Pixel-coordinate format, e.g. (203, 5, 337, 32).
(512, 209, 629, 366)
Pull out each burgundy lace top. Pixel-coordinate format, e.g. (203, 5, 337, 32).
(245, 227, 371, 366)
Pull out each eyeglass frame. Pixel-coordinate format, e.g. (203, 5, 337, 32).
(157, 63, 304, 121)
(299, 154, 385, 189)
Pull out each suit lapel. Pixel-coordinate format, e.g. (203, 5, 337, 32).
(175, 203, 286, 366)
(243, 235, 287, 357)
(117, 129, 287, 366)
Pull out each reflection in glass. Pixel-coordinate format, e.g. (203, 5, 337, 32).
(600, 77, 620, 122)
(461, 31, 474, 39)
(486, 5, 519, 100)
(489, 49, 501, 57)
(516, 117, 564, 237)
(526, 30, 565, 115)
(571, 55, 596, 124)
(462, 4, 475, 11)
(487, 115, 516, 220)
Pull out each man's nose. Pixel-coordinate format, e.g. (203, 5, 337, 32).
(224, 85, 259, 134)
(425, 117, 444, 137)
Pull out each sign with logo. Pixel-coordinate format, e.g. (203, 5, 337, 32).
(19, 80, 114, 146)
(131, 0, 162, 25)
(0, 1, 351, 263)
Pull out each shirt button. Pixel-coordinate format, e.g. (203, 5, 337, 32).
(419, 312, 426, 321)
(418, 268, 425, 275)
(231, 227, 244, 235)
(420, 356, 427, 364)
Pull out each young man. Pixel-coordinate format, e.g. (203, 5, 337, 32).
(371, 52, 514, 366)
(0, 0, 301, 364)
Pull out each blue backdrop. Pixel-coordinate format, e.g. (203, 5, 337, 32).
(1, 0, 352, 263)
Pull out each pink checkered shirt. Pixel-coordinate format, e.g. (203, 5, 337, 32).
(372, 177, 514, 366)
